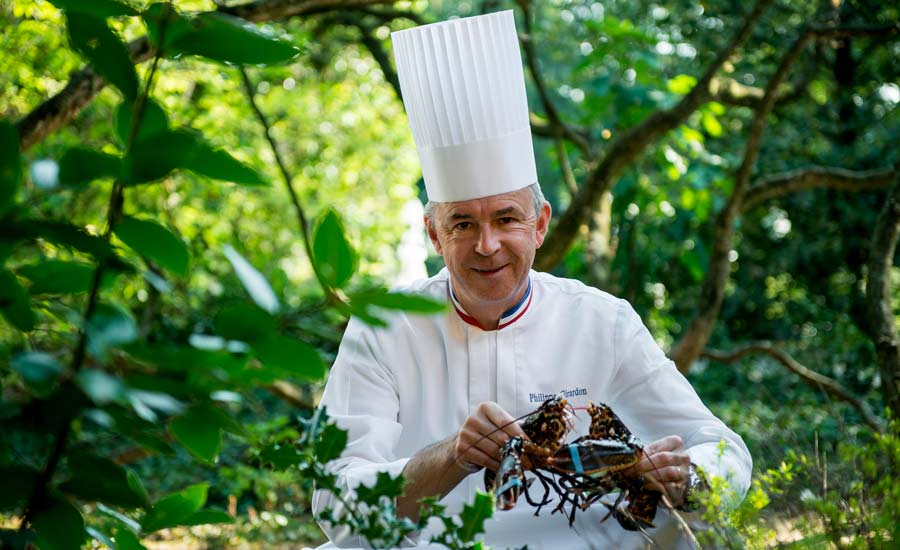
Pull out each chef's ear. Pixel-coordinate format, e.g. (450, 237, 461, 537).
(535, 201, 552, 248)
(425, 215, 444, 255)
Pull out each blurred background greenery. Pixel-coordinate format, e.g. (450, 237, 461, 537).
(1, 0, 899, 548)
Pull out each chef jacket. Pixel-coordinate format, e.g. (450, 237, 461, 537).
(313, 269, 752, 549)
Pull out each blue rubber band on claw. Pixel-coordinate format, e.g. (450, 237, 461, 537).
(569, 445, 584, 475)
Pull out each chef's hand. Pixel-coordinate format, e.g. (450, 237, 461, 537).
(453, 401, 526, 473)
(625, 435, 692, 507)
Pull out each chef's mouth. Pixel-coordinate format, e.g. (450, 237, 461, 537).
(472, 265, 507, 274)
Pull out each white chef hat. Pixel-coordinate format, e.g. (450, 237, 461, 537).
(391, 10, 537, 203)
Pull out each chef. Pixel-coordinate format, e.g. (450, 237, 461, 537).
(313, 10, 752, 549)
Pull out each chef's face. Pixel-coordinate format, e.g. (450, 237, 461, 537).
(426, 187, 551, 312)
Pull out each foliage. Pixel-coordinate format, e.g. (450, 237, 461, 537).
(1, 0, 899, 548)
(0, 1, 463, 548)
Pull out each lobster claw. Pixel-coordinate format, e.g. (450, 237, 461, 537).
(550, 438, 641, 476)
(493, 436, 526, 511)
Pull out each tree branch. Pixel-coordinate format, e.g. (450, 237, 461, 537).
(703, 343, 882, 433)
(518, 2, 591, 157)
(741, 166, 897, 211)
(15, 0, 400, 151)
(534, 0, 774, 271)
(670, 26, 816, 372)
(865, 172, 900, 418)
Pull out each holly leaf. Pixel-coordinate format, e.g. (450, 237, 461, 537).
(355, 471, 405, 504)
(458, 492, 493, 542)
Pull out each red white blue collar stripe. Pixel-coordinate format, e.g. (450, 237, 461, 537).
(448, 277, 533, 330)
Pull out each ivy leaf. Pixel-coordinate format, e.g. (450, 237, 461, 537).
(58, 451, 148, 508)
(350, 288, 446, 314)
(10, 352, 63, 397)
(458, 492, 494, 542)
(58, 147, 122, 186)
(114, 98, 169, 145)
(86, 302, 138, 359)
(114, 216, 189, 277)
(48, 0, 138, 17)
(355, 471, 406, 504)
(251, 335, 326, 382)
(32, 496, 86, 550)
(312, 209, 357, 289)
(144, 5, 299, 65)
(169, 406, 224, 463)
(141, 483, 208, 533)
(183, 139, 267, 186)
(223, 244, 279, 314)
(66, 12, 138, 100)
(0, 120, 21, 218)
(0, 269, 35, 332)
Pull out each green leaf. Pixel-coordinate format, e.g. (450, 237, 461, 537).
(0, 269, 35, 332)
(458, 492, 493, 542)
(180, 508, 233, 526)
(183, 139, 267, 186)
(257, 442, 304, 469)
(251, 335, 325, 381)
(145, 5, 299, 65)
(114, 216, 189, 276)
(66, 12, 138, 100)
(312, 209, 357, 289)
(11, 352, 63, 396)
(355, 471, 405, 503)
(350, 288, 446, 314)
(214, 302, 275, 342)
(48, 0, 138, 17)
(169, 406, 223, 463)
(18, 260, 116, 295)
(114, 527, 146, 550)
(0, 466, 38, 511)
(86, 302, 138, 358)
(114, 99, 168, 145)
(314, 422, 348, 463)
(141, 483, 208, 533)
(702, 111, 723, 137)
(223, 244, 279, 314)
(32, 496, 86, 550)
(86, 526, 115, 549)
(59, 451, 148, 508)
(77, 368, 126, 404)
(9, 219, 126, 265)
(58, 147, 122, 186)
(667, 74, 696, 95)
(0, 120, 21, 217)
(124, 129, 197, 184)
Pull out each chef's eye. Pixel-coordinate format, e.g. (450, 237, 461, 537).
(454, 222, 472, 230)
(498, 217, 515, 224)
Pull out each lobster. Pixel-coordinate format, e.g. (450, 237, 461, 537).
(486, 397, 660, 531)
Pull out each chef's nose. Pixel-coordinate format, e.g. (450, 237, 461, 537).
(475, 224, 501, 256)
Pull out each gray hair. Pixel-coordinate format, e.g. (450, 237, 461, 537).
(424, 182, 546, 225)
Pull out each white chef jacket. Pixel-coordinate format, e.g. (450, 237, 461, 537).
(313, 269, 752, 549)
